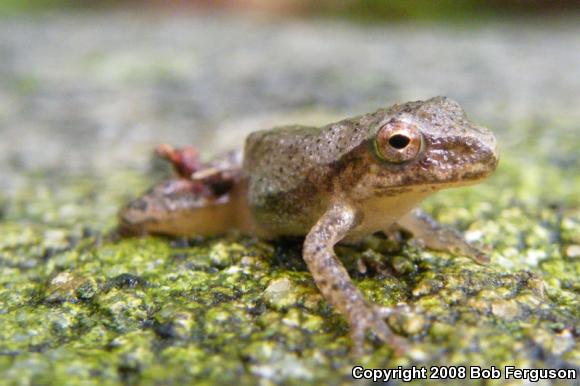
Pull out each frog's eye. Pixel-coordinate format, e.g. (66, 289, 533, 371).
(374, 119, 423, 163)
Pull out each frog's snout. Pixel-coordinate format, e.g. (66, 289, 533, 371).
(491, 137, 500, 169)
(479, 128, 500, 171)
(467, 126, 499, 181)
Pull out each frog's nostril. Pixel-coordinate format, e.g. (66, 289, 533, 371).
(389, 134, 410, 149)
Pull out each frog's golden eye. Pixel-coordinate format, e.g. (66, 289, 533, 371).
(375, 119, 423, 163)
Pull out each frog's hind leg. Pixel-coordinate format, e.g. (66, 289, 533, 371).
(118, 178, 242, 237)
(394, 208, 489, 264)
(118, 147, 245, 237)
(303, 203, 408, 355)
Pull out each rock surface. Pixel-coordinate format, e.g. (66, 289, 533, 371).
(0, 11, 579, 385)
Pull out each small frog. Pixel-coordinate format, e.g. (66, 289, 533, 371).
(119, 96, 498, 354)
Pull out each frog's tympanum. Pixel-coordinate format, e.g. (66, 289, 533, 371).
(119, 96, 499, 354)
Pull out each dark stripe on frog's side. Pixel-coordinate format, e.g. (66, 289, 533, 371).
(250, 184, 329, 236)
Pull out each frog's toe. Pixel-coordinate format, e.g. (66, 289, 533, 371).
(349, 306, 409, 356)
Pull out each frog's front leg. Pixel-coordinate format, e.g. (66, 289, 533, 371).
(394, 208, 489, 264)
(303, 203, 408, 355)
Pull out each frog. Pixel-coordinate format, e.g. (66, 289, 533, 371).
(119, 96, 499, 354)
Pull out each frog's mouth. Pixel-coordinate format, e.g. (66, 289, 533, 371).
(431, 155, 499, 190)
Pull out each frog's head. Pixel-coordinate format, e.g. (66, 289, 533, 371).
(349, 96, 499, 197)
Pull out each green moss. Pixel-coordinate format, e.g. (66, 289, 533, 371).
(1, 123, 579, 384)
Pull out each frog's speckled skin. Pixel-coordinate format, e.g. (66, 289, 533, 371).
(244, 97, 497, 241)
(119, 96, 499, 353)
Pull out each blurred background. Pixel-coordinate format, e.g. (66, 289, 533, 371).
(0, 0, 579, 227)
(1, 3, 579, 384)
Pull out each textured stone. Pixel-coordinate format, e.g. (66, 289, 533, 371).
(0, 11, 578, 386)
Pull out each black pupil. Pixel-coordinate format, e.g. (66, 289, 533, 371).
(388, 134, 410, 149)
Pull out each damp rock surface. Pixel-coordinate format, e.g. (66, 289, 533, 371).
(0, 11, 579, 386)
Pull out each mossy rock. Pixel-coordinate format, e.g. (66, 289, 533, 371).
(1, 145, 579, 385)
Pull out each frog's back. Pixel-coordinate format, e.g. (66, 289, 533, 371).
(242, 126, 322, 235)
(243, 119, 369, 236)
(245, 126, 320, 192)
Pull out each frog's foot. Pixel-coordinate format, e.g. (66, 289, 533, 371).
(349, 304, 410, 356)
(394, 208, 490, 264)
(156, 145, 243, 197)
(155, 144, 202, 178)
(356, 251, 394, 277)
